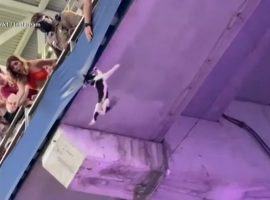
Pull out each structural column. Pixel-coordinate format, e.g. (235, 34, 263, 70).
(42, 124, 167, 200)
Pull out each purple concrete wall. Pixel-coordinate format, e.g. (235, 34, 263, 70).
(237, 48, 270, 105)
(153, 100, 270, 200)
(63, 0, 246, 140)
(183, 0, 270, 121)
(15, 160, 113, 200)
(15, 100, 270, 200)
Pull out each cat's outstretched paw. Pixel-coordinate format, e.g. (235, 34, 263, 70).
(89, 119, 96, 126)
(113, 63, 120, 69)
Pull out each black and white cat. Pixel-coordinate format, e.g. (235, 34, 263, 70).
(84, 64, 120, 125)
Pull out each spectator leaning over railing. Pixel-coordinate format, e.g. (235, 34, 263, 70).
(5, 56, 57, 113)
(31, 11, 83, 57)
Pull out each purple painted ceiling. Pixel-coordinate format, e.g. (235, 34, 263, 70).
(63, 0, 248, 140)
(153, 101, 270, 200)
(237, 50, 270, 105)
(183, 0, 270, 120)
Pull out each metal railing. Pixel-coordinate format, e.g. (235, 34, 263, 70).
(0, 0, 98, 165)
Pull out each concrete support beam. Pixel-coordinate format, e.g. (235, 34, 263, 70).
(0, 16, 32, 46)
(183, 28, 270, 121)
(38, 0, 51, 10)
(0, 0, 57, 16)
(154, 0, 262, 139)
(181, 0, 268, 121)
(14, 0, 51, 56)
(0, 7, 32, 18)
(14, 29, 34, 55)
(37, 31, 46, 58)
(42, 125, 167, 200)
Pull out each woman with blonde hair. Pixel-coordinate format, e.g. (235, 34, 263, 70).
(5, 55, 57, 112)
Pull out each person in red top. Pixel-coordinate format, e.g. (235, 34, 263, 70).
(5, 56, 57, 113)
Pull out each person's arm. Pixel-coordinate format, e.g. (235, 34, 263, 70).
(5, 82, 29, 113)
(83, 0, 93, 41)
(62, 11, 82, 30)
(0, 74, 7, 85)
(16, 82, 29, 106)
(29, 58, 57, 70)
(50, 44, 62, 57)
(46, 36, 62, 57)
